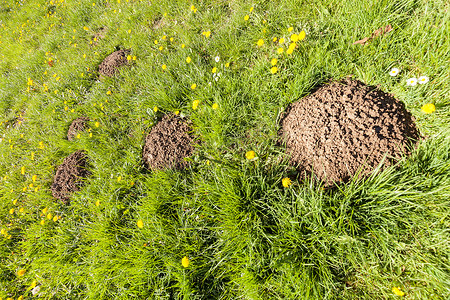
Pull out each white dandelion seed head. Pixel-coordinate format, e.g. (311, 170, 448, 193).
(389, 67, 400, 76)
(418, 76, 429, 84)
(215, 56, 220, 62)
(406, 77, 418, 86)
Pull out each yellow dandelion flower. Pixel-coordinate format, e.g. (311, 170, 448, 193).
(202, 31, 211, 38)
(192, 100, 200, 110)
(21, 166, 25, 175)
(182, 256, 190, 268)
(225, 62, 230, 67)
(154, 39, 158, 45)
(137, 219, 144, 229)
(132, 56, 136, 61)
(18, 295, 24, 300)
(245, 150, 256, 160)
(175, 110, 180, 115)
(47, 213, 53, 220)
(181, 44, 186, 48)
(83, 26, 89, 31)
(244, 15, 249, 21)
(190, 5, 197, 12)
(271, 58, 277, 66)
(153, 106, 158, 112)
(170, 37, 174, 42)
(95, 200, 100, 207)
(291, 33, 299, 42)
(277, 47, 284, 54)
(95, 121, 100, 127)
(127, 55, 132, 61)
(42, 207, 48, 214)
(298, 30, 306, 41)
(270, 66, 278, 74)
(19, 207, 24, 213)
(40, 219, 45, 225)
(212, 67, 217, 73)
(279, 38, 285, 44)
(288, 27, 293, 32)
(17, 269, 26, 276)
(421, 103, 435, 114)
(212, 103, 219, 110)
(161, 64, 167, 70)
(282, 177, 292, 187)
(186, 56, 192, 63)
(53, 215, 58, 222)
(9, 208, 14, 214)
(392, 287, 405, 296)
(106, 90, 112, 95)
(30, 280, 37, 288)
(191, 83, 197, 90)
(117, 176, 122, 182)
(256, 39, 264, 47)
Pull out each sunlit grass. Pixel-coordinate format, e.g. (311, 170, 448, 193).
(0, 0, 449, 299)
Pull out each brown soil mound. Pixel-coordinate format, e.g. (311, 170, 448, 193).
(280, 79, 420, 186)
(51, 150, 91, 204)
(142, 114, 195, 170)
(98, 49, 130, 78)
(67, 117, 89, 141)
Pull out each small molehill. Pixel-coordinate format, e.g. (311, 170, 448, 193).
(67, 117, 89, 141)
(142, 114, 195, 170)
(98, 49, 130, 78)
(280, 79, 420, 186)
(51, 150, 91, 204)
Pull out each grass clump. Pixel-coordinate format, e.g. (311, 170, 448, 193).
(0, 0, 449, 299)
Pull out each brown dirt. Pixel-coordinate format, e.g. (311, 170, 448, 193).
(67, 117, 89, 141)
(98, 49, 130, 78)
(280, 79, 420, 186)
(51, 150, 91, 204)
(142, 114, 195, 171)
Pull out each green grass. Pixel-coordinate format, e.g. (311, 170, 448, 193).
(0, 0, 449, 299)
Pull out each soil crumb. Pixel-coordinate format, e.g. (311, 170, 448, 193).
(67, 117, 89, 141)
(98, 49, 130, 78)
(142, 114, 195, 171)
(280, 79, 420, 186)
(51, 150, 91, 204)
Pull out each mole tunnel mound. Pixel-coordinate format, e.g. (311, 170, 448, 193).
(142, 114, 195, 171)
(67, 117, 89, 141)
(280, 79, 420, 186)
(51, 150, 91, 204)
(98, 49, 130, 78)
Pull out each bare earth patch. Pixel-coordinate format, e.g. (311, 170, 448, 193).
(142, 114, 195, 171)
(51, 150, 91, 204)
(280, 79, 420, 186)
(98, 49, 130, 78)
(67, 117, 89, 141)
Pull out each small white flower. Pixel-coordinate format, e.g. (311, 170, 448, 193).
(214, 76, 219, 81)
(418, 76, 429, 84)
(406, 77, 418, 86)
(214, 56, 220, 62)
(208, 82, 212, 86)
(389, 67, 400, 76)
(32, 285, 41, 296)
(217, 72, 222, 77)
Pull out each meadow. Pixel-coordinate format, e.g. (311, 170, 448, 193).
(0, 0, 449, 299)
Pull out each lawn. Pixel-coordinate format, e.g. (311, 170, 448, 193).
(0, 0, 449, 299)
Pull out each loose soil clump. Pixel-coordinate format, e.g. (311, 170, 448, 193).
(142, 114, 195, 171)
(280, 79, 420, 186)
(51, 150, 91, 204)
(67, 117, 89, 141)
(98, 49, 130, 78)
